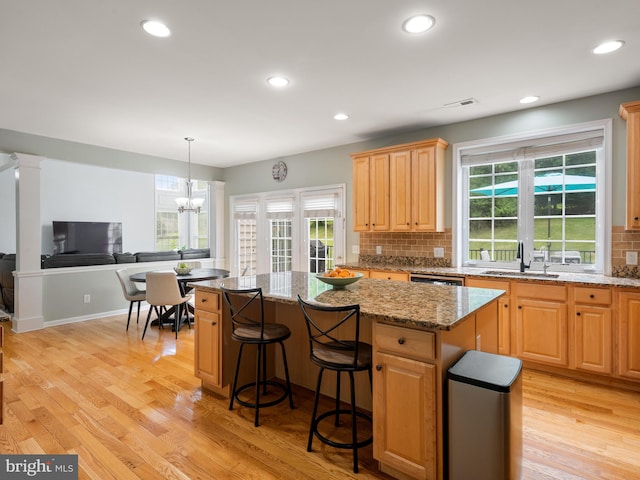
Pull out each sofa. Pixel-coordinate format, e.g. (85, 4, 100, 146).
(0, 249, 211, 313)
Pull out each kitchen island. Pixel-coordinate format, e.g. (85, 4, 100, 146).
(190, 272, 505, 480)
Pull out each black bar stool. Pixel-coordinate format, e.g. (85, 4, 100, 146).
(221, 286, 294, 427)
(297, 296, 373, 473)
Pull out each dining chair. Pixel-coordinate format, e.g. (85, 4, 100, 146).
(297, 295, 373, 473)
(115, 269, 147, 331)
(221, 286, 294, 427)
(142, 272, 192, 340)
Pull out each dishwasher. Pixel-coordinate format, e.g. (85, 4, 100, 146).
(410, 273, 465, 286)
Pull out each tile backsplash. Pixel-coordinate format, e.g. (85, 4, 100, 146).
(358, 226, 640, 278)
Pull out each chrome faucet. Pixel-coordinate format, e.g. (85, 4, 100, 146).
(543, 261, 550, 275)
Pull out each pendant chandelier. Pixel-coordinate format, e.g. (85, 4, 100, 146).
(176, 137, 204, 214)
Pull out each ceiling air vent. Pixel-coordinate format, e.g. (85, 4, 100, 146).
(444, 98, 478, 108)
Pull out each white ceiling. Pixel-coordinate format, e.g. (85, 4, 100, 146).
(1, 0, 639, 168)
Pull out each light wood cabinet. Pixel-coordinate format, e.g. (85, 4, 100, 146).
(572, 286, 612, 375)
(352, 153, 390, 231)
(619, 100, 640, 229)
(513, 282, 568, 367)
(465, 278, 511, 355)
(352, 138, 448, 233)
(389, 144, 446, 232)
(373, 322, 437, 480)
(617, 291, 640, 380)
(194, 290, 223, 389)
(369, 270, 410, 282)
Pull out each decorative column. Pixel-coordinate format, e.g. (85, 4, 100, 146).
(13, 153, 45, 332)
(209, 181, 226, 268)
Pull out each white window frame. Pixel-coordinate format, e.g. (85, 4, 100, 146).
(155, 175, 210, 250)
(452, 119, 612, 275)
(229, 184, 346, 277)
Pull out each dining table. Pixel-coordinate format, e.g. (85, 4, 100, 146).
(129, 267, 230, 330)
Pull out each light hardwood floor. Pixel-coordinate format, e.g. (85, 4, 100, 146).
(0, 314, 639, 479)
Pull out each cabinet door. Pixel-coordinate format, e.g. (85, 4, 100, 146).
(373, 352, 437, 480)
(389, 150, 413, 231)
(465, 278, 511, 355)
(620, 101, 640, 229)
(617, 292, 640, 380)
(412, 146, 444, 232)
(370, 153, 390, 231)
(195, 310, 221, 387)
(352, 156, 371, 232)
(515, 298, 568, 366)
(573, 305, 612, 374)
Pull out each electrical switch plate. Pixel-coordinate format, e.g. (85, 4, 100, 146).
(434, 247, 445, 258)
(352, 245, 360, 254)
(83, 294, 91, 304)
(626, 251, 638, 265)
(376, 245, 382, 255)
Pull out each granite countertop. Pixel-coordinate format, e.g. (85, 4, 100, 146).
(189, 271, 504, 331)
(342, 261, 640, 289)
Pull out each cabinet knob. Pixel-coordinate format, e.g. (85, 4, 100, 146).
(376, 365, 382, 371)
(589, 294, 595, 299)
(576, 312, 581, 316)
(406, 222, 410, 226)
(398, 338, 405, 345)
(518, 305, 522, 309)
(201, 298, 207, 303)
(211, 321, 217, 325)
(504, 304, 509, 308)
(635, 216, 639, 221)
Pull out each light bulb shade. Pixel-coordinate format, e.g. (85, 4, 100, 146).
(176, 197, 190, 208)
(191, 197, 205, 208)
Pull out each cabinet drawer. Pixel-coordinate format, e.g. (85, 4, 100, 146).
(514, 282, 567, 302)
(573, 286, 612, 305)
(374, 322, 435, 361)
(195, 290, 220, 313)
(370, 270, 410, 282)
(466, 278, 511, 294)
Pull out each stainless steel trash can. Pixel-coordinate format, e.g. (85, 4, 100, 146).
(448, 350, 522, 480)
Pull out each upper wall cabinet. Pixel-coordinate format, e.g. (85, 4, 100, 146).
(620, 100, 640, 230)
(351, 138, 449, 233)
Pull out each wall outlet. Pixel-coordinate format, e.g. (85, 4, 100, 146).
(83, 294, 91, 304)
(376, 245, 382, 255)
(352, 245, 360, 254)
(626, 251, 638, 265)
(434, 247, 445, 258)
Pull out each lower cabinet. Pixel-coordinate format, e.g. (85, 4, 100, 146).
(373, 322, 437, 480)
(572, 286, 612, 375)
(465, 278, 510, 355)
(194, 290, 222, 389)
(513, 283, 568, 367)
(617, 291, 640, 380)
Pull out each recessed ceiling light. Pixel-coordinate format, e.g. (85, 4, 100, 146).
(141, 20, 171, 38)
(267, 76, 290, 87)
(520, 96, 540, 104)
(593, 40, 625, 55)
(333, 113, 349, 121)
(402, 14, 436, 34)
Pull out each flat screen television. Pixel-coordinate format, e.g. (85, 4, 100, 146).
(52, 221, 123, 254)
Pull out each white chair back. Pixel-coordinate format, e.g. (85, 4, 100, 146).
(146, 272, 186, 306)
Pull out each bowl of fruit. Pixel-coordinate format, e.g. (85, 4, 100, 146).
(174, 263, 193, 275)
(315, 268, 364, 289)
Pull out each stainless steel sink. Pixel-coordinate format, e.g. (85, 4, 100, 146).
(482, 270, 560, 279)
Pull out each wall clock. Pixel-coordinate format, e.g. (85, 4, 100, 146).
(272, 160, 287, 182)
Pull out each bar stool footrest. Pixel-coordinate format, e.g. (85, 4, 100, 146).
(311, 409, 373, 450)
(232, 380, 291, 409)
